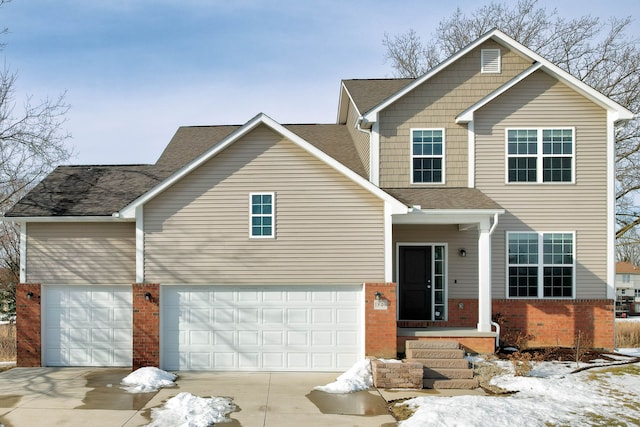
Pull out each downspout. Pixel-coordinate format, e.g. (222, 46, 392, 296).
(488, 212, 501, 349)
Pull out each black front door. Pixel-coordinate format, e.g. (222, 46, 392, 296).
(399, 246, 432, 320)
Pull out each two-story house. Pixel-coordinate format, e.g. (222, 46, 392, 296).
(5, 29, 633, 370)
(616, 261, 640, 316)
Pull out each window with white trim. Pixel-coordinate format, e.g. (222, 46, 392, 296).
(250, 193, 275, 238)
(507, 232, 575, 298)
(506, 128, 574, 183)
(411, 129, 444, 184)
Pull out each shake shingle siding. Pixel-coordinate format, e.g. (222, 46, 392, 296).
(474, 70, 608, 299)
(26, 222, 136, 284)
(345, 100, 371, 179)
(143, 125, 385, 284)
(378, 41, 532, 188)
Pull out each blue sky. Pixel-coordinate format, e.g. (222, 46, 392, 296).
(3, 0, 640, 165)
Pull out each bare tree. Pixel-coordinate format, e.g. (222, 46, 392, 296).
(616, 229, 640, 265)
(0, 0, 73, 320)
(383, 0, 640, 243)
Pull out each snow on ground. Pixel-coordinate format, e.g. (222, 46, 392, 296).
(398, 358, 640, 427)
(617, 348, 640, 357)
(146, 392, 236, 427)
(313, 355, 640, 426)
(121, 367, 177, 393)
(313, 359, 375, 393)
(121, 367, 236, 426)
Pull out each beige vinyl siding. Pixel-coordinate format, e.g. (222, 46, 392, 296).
(475, 70, 608, 299)
(393, 224, 479, 298)
(345, 100, 370, 178)
(379, 41, 532, 188)
(26, 222, 135, 284)
(144, 124, 385, 284)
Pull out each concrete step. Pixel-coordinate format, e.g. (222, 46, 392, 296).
(423, 367, 474, 379)
(405, 340, 460, 350)
(406, 348, 465, 360)
(408, 358, 471, 369)
(424, 378, 479, 390)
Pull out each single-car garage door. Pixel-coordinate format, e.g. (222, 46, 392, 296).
(161, 285, 362, 371)
(43, 285, 133, 366)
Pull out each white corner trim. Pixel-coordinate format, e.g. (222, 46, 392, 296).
(135, 206, 144, 283)
(606, 112, 616, 299)
(384, 202, 394, 282)
(20, 222, 26, 283)
(467, 121, 475, 188)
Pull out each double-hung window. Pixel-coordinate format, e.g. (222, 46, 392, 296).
(507, 232, 575, 298)
(250, 192, 275, 238)
(412, 128, 444, 184)
(507, 128, 574, 183)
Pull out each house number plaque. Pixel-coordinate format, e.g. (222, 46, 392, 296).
(374, 300, 388, 310)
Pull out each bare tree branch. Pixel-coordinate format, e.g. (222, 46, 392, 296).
(0, 0, 72, 320)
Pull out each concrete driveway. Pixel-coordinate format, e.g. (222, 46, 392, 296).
(0, 367, 400, 426)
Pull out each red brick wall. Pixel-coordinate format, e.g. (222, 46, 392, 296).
(16, 283, 41, 367)
(397, 298, 614, 350)
(493, 299, 614, 350)
(132, 283, 160, 369)
(364, 283, 397, 358)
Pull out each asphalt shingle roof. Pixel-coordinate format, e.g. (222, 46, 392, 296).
(5, 165, 170, 217)
(4, 123, 369, 217)
(342, 78, 414, 114)
(383, 187, 502, 211)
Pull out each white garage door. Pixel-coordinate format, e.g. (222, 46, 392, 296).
(43, 285, 132, 366)
(161, 285, 362, 371)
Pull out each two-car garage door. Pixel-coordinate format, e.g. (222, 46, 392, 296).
(161, 286, 363, 371)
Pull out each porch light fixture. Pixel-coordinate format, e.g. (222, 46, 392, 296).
(145, 292, 152, 301)
(459, 249, 467, 257)
(26, 292, 34, 300)
(374, 291, 383, 300)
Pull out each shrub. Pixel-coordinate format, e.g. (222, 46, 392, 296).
(0, 323, 16, 361)
(616, 321, 640, 348)
(508, 351, 534, 376)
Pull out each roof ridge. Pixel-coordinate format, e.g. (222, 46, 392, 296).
(343, 78, 414, 82)
(57, 164, 155, 168)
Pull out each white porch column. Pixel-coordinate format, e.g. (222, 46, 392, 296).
(477, 217, 492, 332)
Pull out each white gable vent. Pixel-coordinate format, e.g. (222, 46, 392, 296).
(481, 49, 501, 73)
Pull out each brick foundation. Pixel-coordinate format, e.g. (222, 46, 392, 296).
(132, 283, 160, 369)
(493, 299, 614, 350)
(371, 359, 423, 389)
(396, 298, 614, 351)
(364, 283, 397, 358)
(16, 283, 42, 367)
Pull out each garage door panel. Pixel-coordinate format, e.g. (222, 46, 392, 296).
(312, 309, 333, 323)
(162, 286, 362, 371)
(312, 353, 333, 369)
(44, 285, 132, 367)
